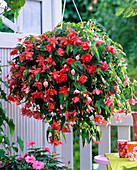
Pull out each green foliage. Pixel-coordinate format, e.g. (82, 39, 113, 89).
(0, 145, 70, 169)
(116, 0, 137, 17)
(0, 10, 14, 32)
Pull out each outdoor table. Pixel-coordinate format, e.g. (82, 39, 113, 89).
(94, 154, 111, 170)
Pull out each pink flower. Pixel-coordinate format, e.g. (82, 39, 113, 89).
(32, 161, 44, 170)
(127, 99, 137, 105)
(10, 49, 18, 55)
(104, 99, 114, 107)
(92, 136, 102, 145)
(78, 75, 87, 84)
(99, 61, 109, 70)
(45, 56, 56, 67)
(71, 69, 75, 75)
(81, 53, 92, 63)
(76, 55, 80, 60)
(51, 122, 60, 131)
(33, 82, 42, 90)
(60, 164, 66, 167)
(102, 77, 106, 83)
(7, 95, 17, 104)
(72, 96, 80, 103)
(43, 146, 50, 153)
(94, 38, 104, 45)
(25, 155, 36, 163)
(74, 90, 80, 94)
(0, 161, 2, 164)
(94, 115, 104, 125)
(81, 42, 89, 50)
(118, 108, 126, 114)
(53, 155, 58, 160)
(106, 45, 115, 54)
(57, 48, 64, 56)
(124, 77, 130, 86)
(86, 97, 93, 104)
(115, 115, 122, 123)
(43, 81, 48, 88)
(86, 65, 96, 74)
(92, 89, 103, 95)
(18, 156, 24, 160)
(26, 141, 36, 146)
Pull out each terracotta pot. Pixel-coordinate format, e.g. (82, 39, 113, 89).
(132, 112, 137, 141)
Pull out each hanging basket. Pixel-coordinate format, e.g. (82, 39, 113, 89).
(7, 20, 137, 145)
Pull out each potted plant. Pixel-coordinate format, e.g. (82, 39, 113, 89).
(7, 19, 137, 145)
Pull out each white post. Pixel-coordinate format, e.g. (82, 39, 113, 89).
(80, 137, 92, 170)
(98, 125, 111, 170)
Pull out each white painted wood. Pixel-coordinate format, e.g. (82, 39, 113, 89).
(42, 0, 52, 32)
(52, 0, 62, 29)
(18, 0, 42, 34)
(98, 125, 111, 170)
(80, 137, 92, 170)
(1, 15, 18, 32)
(118, 126, 131, 140)
(60, 129, 73, 169)
(111, 114, 133, 126)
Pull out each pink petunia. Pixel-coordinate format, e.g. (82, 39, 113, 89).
(43, 146, 50, 153)
(32, 161, 44, 170)
(25, 155, 36, 163)
(0, 161, 2, 164)
(26, 141, 36, 146)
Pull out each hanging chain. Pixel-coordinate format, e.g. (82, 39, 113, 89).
(61, 0, 67, 28)
(72, 0, 83, 22)
(61, 0, 83, 28)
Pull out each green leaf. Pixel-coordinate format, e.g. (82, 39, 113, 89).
(115, 8, 125, 16)
(91, 43, 100, 61)
(76, 61, 84, 70)
(67, 44, 72, 55)
(17, 136, 24, 151)
(59, 93, 63, 105)
(0, 78, 8, 88)
(0, 17, 2, 26)
(10, 0, 25, 10)
(8, 119, 15, 137)
(73, 45, 80, 57)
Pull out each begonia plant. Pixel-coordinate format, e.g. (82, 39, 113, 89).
(7, 20, 137, 145)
